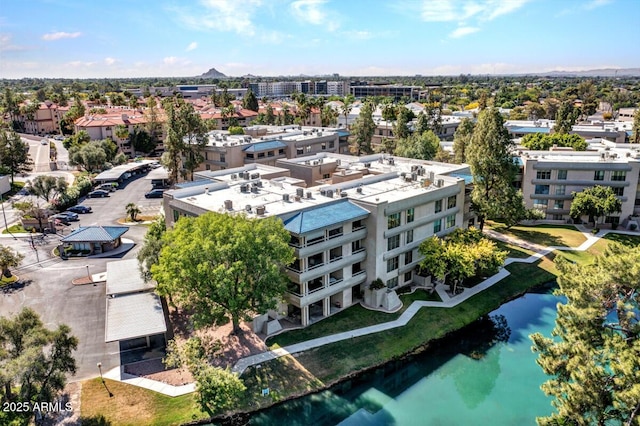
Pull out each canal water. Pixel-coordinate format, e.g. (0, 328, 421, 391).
(247, 288, 562, 426)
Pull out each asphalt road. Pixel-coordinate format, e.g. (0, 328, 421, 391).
(0, 170, 163, 381)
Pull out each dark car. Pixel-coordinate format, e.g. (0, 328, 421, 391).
(87, 189, 110, 198)
(144, 189, 164, 198)
(67, 205, 92, 214)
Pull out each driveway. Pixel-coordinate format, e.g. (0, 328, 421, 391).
(0, 168, 164, 381)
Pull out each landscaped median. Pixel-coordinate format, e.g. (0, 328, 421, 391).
(79, 224, 640, 425)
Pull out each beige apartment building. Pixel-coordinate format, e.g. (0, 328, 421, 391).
(164, 153, 472, 330)
(16, 101, 66, 135)
(519, 142, 640, 226)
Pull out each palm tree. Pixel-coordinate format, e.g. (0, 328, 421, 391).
(126, 203, 141, 222)
(340, 95, 355, 129)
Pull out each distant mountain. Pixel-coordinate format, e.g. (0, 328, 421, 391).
(200, 67, 227, 78)
(529, 68, 640, 77)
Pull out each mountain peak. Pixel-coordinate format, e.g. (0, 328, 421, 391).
(200, 67, 227, 78)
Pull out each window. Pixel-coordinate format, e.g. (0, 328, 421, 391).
(387, 256, 399, 272)
(404, 271, 412, 283)
(594, 170, 605, 181)
(387, 213, 401, 229)
(557, 170, 567, 180)
(257, 152, 265, 158)
(306, 145, 311, 153)
(220, 154, 225, 163)
(552, 214, 564, 220)
(321, 142, 326, 150)
(404, 250, 413, 265)
(611, 171, 626, 181)
(434, 199, 442, 213)
(611, 186, 624, 196)
(406, 229, 414, 244)
(447, 196, 457, 209)
(267, 151, 274, 157)
(322, 173, 330, 179)
(278, 149, 285, 155)
(533, 199, 547, 209)
(534, 185, 550, 195)
(296, 147, 304, 155)
(433, 219, 442, 233)
(352, 239, 364, 253)
(555, 185, 566, 195)
(329, 141, 335, 148)
(605, 216, 620, 225)
(246, 153, 254, 159)
(553, 200, 564, 210)
(536, 170, 551, 180)
(387, 277, 398, 288)
(446, 214, 456, 229)
(406, 208, 415, 223)
(387, 235, 400, 251)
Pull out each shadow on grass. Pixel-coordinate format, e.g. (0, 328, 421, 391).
(1, 278, 33, 294)
(79, 415, 111, 426)
(492, 224, 566, 247)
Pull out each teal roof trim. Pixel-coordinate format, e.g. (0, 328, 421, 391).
(284, 200, 369, 235)
(242, 140, 287, 152)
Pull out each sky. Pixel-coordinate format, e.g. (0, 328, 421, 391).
(1, 0, 639, 79)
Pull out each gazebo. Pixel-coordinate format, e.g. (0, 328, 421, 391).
(60, 226, 129, 256)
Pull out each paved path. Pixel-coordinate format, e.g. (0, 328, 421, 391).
(103, 225, 638, 395)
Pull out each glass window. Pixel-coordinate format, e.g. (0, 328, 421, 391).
(553, 200, 564, 210)
(552, 214, 563, 220)
(534, 185, 550, 195)
(533, 199, 547, 209)
(306, 145, 311, 153)
(447, 196, 457, 209)
(278, 149, 285, 155)
(406, 229, 413, 244)
(434, 199, 442, 213)
(611, 171, 626, 181)
(387, 213, 401, 229)
(220, 154, 225, 162)
(611, 186, 624, 196)
(387, 256, 399, 273)
(296, 147, 304, 155)
(446, 214, 456, 229)
(405, 250, 413, 265)
(387, 235, 400, 251)
(321, 142, 326, 150)
(557, 170, 567, 180)
(257, 152, 265, 158)
(404, 271, 412, 283)
(387, 277, 398, 288)
(433, 219, 442, 233)
(536, 170, 551, 180)
(555, 185, 565, 195)
(406, 208, 415, 223)
(246, 153, 254, 159)
(594, 170, 605, 181)
(352, 239, 363, 253)
(329, 141, 335, 148)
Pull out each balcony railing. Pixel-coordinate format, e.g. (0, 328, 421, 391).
(328, 231, 343, 240)
(329, 277, 344, 286)
(352, 224, 366, 232)
(307, 262, 325, 271)
(352, 247, 365, 255)
(352, 270, 365, 277)
(329, 255, 343, 263)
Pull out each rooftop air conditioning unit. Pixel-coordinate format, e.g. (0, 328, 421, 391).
(240, 184, 249, 193)
(294, 195, 301, 202)
(296, 188, 304, 197)
(231, 174, 237, 179)
(306, 191, 312, 199)
(251, 186, 259, 193)
(224, 200, 233, 210)
(283, 194, 290, 202)
(341, 192, 348, 198)
(364, 162, 371, 168)
(356, 187, 363, 194)
(436, 179, 444, 187)
(326, 189, 334, 198)
(256, 205, 265, 215)
(245, 204, 252, 212)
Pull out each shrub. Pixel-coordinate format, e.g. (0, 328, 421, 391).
(592, 228, 600, 235)
(631, 223, 638, 231)
(370, 278, 385, 290)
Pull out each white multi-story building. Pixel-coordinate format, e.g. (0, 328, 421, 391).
(163, 154, 472, 329)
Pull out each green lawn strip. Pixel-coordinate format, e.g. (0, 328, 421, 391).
(491, 238, 536, 258)
(2, 224, 28, 234)
(486, 222, 587, 248)
(80, 378, 207, 426)
(267, 289, 439, 349)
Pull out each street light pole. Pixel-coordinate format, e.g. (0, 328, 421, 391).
(1, 193, 16, 240)
(97, 362, 103, 381)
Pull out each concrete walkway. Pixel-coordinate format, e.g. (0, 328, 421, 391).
(103, 225, 636, 395)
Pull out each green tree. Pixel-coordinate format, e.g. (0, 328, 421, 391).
(392, 106, 413, 140)
(241, 89, 259, 112)
(340, 95, 355, 129)
(151, 212, 295, 334)
(137, 215, 166, 282)
(395, 130, 440, 160)
(321, 104, 338, 127)
(521, 133, 587, 151)
(26, 175, 68, 203)
(0, 245, 24, 278)
(467, 108, 518, 230)
(194, 365, 246, 415)
(0, 308, 78, 425)
(125, 202, 141, 222)
(555, 102, 578, 134)
(530, 244, 640, 426)
(631, 105, 640, 144)
(497, 189, 545, 229)
(162, 97, 207, 182)
(144, 96, 163, 145)
(69, 142, 107, 172)
(570, 185, 622, 226)
(0, 130, 33, 184)
(129, 128, 156, 154)
(452, 118, 474, 164)
(349, 102, 375, 155)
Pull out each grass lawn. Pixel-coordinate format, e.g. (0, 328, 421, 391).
(487, 221, 587, 248)
(267, 289, 439, 349)
(1, 224, 28, 234)
(491, 238, 535, 258)
(80, 378, 207, 426)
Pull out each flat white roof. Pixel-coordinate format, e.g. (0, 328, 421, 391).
(106, 259, 155, 296)
(105, 292, 166, 342)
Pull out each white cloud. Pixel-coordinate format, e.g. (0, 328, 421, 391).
(186, 41, 198, 51)
(173, 0, 263, 36)
(585, 0, 613, 9)
(290, 0, 340, 31)
(0, 33, 29, 52)
(42, 31, 81, 41)
(449, 26, 480, 38)
(163, 56, 178, 65)
(343, 30, 374, 40)
(420, 0, 529, 22)
(104, 57, 116, 65)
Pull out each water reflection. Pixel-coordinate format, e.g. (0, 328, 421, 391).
(245, 290, 560, 426)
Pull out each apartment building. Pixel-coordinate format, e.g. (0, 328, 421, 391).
(518, 142, 640, 225)
(350, 84, 423, 101)
(163, 154, 471, 329)
(199, 126, 349, 172)
(15, 101, 66, 135)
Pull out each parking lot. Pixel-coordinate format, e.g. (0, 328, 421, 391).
(0, 171, 164, 380)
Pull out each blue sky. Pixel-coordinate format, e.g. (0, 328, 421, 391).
(1, 0, 638, 79)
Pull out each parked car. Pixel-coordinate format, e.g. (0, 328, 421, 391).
(40, 139, 49, 145)
(51, 212, 78, 222)
(97, 183, 118, 192)
(144, 189, 165, 198)
(87, 189, 110, 198)
(67, 205, 92, 214)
